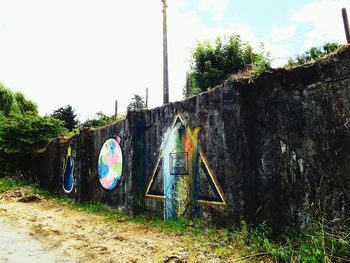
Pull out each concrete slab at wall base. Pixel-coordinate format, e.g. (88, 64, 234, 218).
(36, 45, 350, 232)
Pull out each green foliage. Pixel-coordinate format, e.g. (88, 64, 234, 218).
(188, 36, 271, 96)
(0, 84, 43, 177)
(298, 222, 350, 263)
(249, 45, 272, 81)
(127, 94, 146, 111)
(0, 177, 31, 193)
(0, 84, 14, 116)
(80, 112, 125, 128)
(51, 105, 79, 131)
(0, 83, 38, 116)
(300, 244, 323, 263)
(287, 42, 341, 67)
(234, 220, 350, 263)
(0, 113, 67, 154)
(14, 92, 38, 114)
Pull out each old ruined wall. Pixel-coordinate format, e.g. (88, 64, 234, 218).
(244, 53, 350, 229)
(36, 46, 350, 232)
(37, 120, 135, 212)
(133, 47, 350, 231)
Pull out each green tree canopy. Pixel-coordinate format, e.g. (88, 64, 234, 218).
(188, 36, 271, 96)
(127, 94, 145, 111)
(51, 105, 79, 131)
(0, 84, 13, 116)
(287, 42, 341, 67)
(0, 83, 66, 177)
(80, 112, 125, 128)
(0, 113, 67, 154)
(14, 92, 38, 114)
(0, 83, 38, 116)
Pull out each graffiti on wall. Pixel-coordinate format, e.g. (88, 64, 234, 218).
(145, 114, 226, 220)
(62, 146, 74, 193)
(98, 137, 123, 190)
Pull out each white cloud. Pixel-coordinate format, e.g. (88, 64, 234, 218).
(253, 0, 350, 67)
(290, 0, 349, 50)
(198, 0, 229, 21)
(176, 0, 187, 9)
(261, 24, 297, 67)
(268, 25, 296, 43)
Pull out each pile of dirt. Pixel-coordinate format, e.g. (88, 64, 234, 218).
(18, 195, 42, 203)
(0, 189, 24, 201)
(0, 189, 42, 203)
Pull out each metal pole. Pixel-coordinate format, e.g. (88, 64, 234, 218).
(145, 87, 148, 108)
(162, 0, 169, 104)
(342, 8, 350, 44)
(115, 100, 118, 121)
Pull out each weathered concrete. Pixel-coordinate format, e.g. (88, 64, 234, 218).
(36, 45, 350, 232)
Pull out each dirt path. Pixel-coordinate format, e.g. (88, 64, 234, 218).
(0, 217, 77, 263)
(0, 189, 224, 263)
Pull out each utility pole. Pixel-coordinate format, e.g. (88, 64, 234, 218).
(185, 72, 190, 99)
(114, 100, 118, 121)
(342, 8, 350, 44)
(162, 0, 169, 104)
(145, 87, 149, 108)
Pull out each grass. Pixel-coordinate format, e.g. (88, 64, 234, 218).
(1, 176, 350, 262)
(0, 177, 31, 193)
(27, 179, 195, 234)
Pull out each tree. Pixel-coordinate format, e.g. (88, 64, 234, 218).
(0, 84, 14, 116)
(127, 94, 145, 111)
(80, 112, 125, 128)
(0, 113, 67, 154)
(51, 105, 79, 131)
(188, 35, 271, 96)
(0, 83, 38, 116)
(0, 113, 67, 177)
(0, 83, 65, 177)
(287, 42, 341, 67)
(14, 92, 38, 114)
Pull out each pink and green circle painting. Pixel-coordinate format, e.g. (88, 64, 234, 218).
(97, 137, 123, 190)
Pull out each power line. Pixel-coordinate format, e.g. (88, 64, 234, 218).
(266, 27, 314, 44)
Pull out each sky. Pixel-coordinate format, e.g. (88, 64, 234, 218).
(0, 0, 348, 120)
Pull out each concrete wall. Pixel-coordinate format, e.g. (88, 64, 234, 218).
(36, 46, 350, 232)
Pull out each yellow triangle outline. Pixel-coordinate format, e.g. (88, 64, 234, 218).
(145, 113, 227, 207)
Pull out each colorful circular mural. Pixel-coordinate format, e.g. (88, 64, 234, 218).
(97, 137, 123, 190)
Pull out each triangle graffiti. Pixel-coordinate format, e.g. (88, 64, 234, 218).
(145, 114, 226, 219)
(146, 157, 164, 197)
(197, 154, 226, 206)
